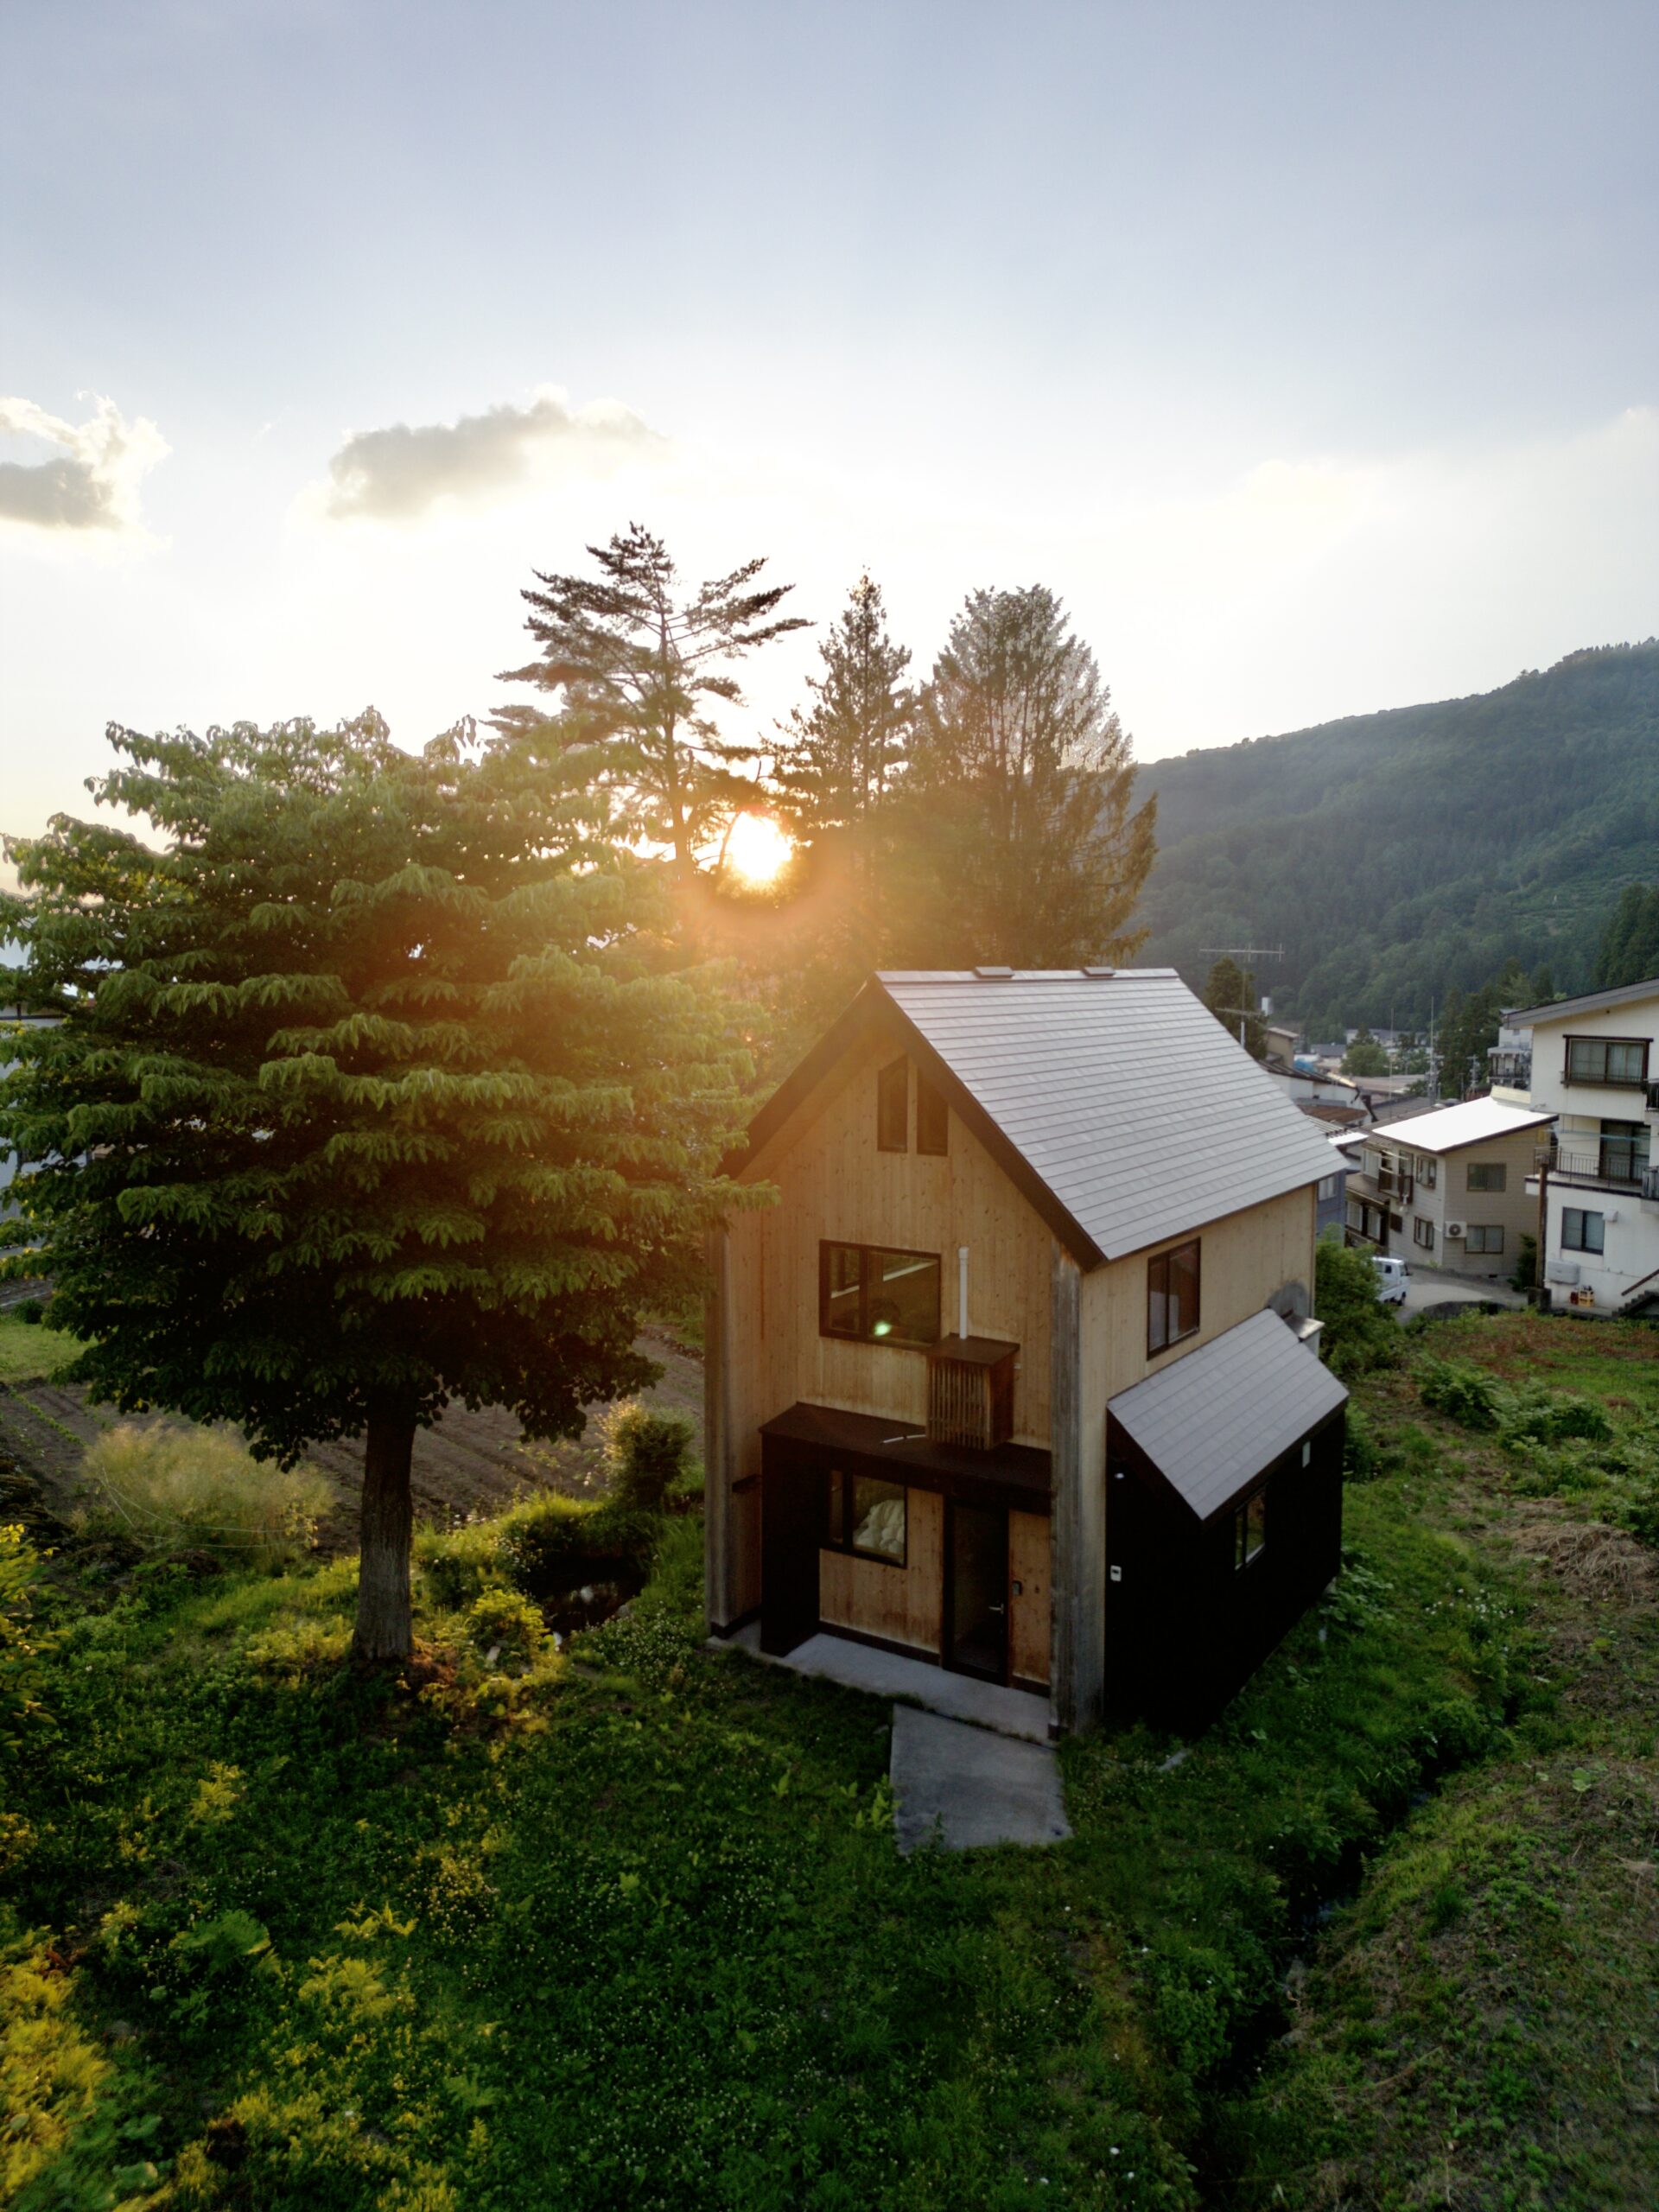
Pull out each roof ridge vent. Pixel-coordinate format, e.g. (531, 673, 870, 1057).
(1081, 965, 1116, 978)
(973, 964, 1015, 979)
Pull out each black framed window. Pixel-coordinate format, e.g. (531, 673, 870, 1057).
(916, 1073, 949, 1156)
(818, 1241, 941, 1347)
(823, 1468, 907, 1564)
(1234, 1489, 1267, 1570)
(1561, 1208, 1605, 1254)
(1465, 1162, 1506, 1192)
(1147, 1238, 1200, 1354)
(876, 1058, 909, 1151)
(1413, 1217, 1434, 1249)
(1566, 1036, 1649, 1086)
(1465, 1224, 1504, 1255)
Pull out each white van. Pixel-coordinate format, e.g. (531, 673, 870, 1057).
(1371, 1254, 1408, 1306)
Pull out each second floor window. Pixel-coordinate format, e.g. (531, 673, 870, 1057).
(1465, 1162, 1506, 1192)
(877, 1057, 908, 1150)
(1566, 1037, 1648, 1086)
(1147, 1238, 1200, 1354)
(1413, 1217, 1435, 1249)
(820, 1241, 941, 1347)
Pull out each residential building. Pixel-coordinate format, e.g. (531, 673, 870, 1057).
(1343, 1095, 1551, 1274)
(1488, 1024, 1533, 1106)
(706, 969, 1348, 1735)
(1507, 976, 1659, 1315)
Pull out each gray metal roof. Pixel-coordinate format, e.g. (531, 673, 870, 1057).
(1505, 974, 1659, 1028)
(879, 969, 1340, 1261)
(1108, 1308, 1349, 1521)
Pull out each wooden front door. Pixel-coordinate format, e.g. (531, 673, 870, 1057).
(944, 1498, 1007, 1681)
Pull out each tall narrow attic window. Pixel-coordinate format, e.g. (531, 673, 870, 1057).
(1147, 1239, 1201, 1355)
(877, 1057, 908, 1151)
(916, 1072, 949, 1155)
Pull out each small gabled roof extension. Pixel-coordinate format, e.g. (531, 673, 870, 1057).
(1109, 1309, 1349, 1522)
(738, 969, 1338, 1268)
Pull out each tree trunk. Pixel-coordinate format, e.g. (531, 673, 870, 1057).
(353, 1400, 416, 1662)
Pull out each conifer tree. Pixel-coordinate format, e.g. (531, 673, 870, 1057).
(1203, 957, 1266, 1057)
(495, 524, 809, 880)
(0, 713, 756, 1661)
(893, 585, 1154, 968)
(772, 575, 912, 831)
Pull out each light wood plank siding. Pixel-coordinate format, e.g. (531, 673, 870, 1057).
(817, 1489, 944, 1654)
(1008, 1508, 1051, 1688)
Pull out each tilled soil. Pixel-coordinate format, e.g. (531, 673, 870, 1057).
(0, 1324, 705, 1551)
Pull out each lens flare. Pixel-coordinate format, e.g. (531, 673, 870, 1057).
(723, 811, 793, 887)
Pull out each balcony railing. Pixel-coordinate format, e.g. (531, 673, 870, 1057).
(1547, 1141, 1651, 1192)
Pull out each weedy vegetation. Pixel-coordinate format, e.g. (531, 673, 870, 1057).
(2, 1314, 1656, 2209)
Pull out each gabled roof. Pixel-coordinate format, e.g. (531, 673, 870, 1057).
(738, 969, 1339, 1267)
(1363, 1095, 1552, 1154)
(1109, 1309, 1349, 1522)
(1506, 974, 1659, 1027)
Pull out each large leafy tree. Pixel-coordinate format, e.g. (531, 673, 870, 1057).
(495, 524, 809, 881)
(893, 585, 1154, 967)
(0, 712, 756, 1660)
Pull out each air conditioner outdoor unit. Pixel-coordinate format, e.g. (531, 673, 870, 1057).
(1446, 1221, 1466, 1239)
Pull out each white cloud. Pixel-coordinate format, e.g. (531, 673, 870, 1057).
(320, 385, 667, 523)
(0, 392, 169, 537)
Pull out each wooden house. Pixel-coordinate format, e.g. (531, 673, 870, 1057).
(705, 969, 1350, 1732)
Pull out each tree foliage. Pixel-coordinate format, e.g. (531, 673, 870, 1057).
(772, 573, 912, 833)
(0, 712, 758, 1658)
(1594, 880, 1659, 989)
(1203, 957, 1265, 1057)
(495, 523, 808, 880)
(1136, 639, 1659, 1034)
(1314, 1237, 1401, 1380)
(891, 585, 1154, 968)
(1341, 1028, 1389, 1077)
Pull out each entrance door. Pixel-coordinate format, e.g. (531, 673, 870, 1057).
(760, 1450, 820, 1656)
(946, 1500, 1007, 1681)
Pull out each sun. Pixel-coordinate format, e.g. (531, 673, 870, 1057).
(723, 811, 794, 888)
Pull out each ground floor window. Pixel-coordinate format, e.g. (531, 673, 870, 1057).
(1465, 1224, 1504, 1255)
(823, 1468, 907, 1565)
(1561, 1207, 1605, 1254)
(1413, 1217, 1434, 1249)
(1234, 1489, 1267, 1569)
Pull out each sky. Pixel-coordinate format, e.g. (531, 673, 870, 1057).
(4, 0, 1659, 858)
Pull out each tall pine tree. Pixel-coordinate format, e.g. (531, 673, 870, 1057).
(893, 585, 1154, 968)
(495, 524, 809, 881)
(772, 574, 912, 830)
(0, 712, 758, 1660)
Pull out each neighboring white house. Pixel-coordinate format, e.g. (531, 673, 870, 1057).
(1508, 976, 1659, 1316)
(1343, 1094, 1553, 1275)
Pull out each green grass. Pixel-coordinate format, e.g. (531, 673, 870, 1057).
(4, 1314, 1657, 2209)
(0, 1309, 79, 1386)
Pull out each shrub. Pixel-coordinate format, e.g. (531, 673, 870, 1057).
(414, 1517, 506, 1611)
(74, 1425, 329, 1570)
(15, 1298, 44, 1325)
(496, 1491, 658, 1597)
(0, 1525, 54, 1748)
(1504, 1387, 1612, 1445)
(463, 1586, 546, 1667)
(1418, 1358, 1506, 1431)
(1510, 1233, 1538, 1295)
(599, 1401, 696, 1512)
(1315, 1240, 1402, 1380)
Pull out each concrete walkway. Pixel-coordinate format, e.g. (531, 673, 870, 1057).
(889, 1706, 1071, 1853)
(1397, 1262, 1528, 1319)
(722, 1623, 1052, 1742)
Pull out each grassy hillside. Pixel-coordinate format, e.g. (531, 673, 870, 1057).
(5, 1310, 1659, 2209)
(1136, 639, 1659, 1036)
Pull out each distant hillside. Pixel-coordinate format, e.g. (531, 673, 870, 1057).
(1135, 640, 1659, 1037)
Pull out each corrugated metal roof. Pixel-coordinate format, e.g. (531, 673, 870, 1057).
(1109, 1308, 1349, 1521)
(1370, 1095, 1552, 1154)
(878, 969, 1340, 1261)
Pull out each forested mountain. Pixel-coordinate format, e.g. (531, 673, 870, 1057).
(1135, 640, 1659, 1037)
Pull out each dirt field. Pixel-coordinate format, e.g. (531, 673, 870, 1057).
(0, 1322, 705, 1549)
